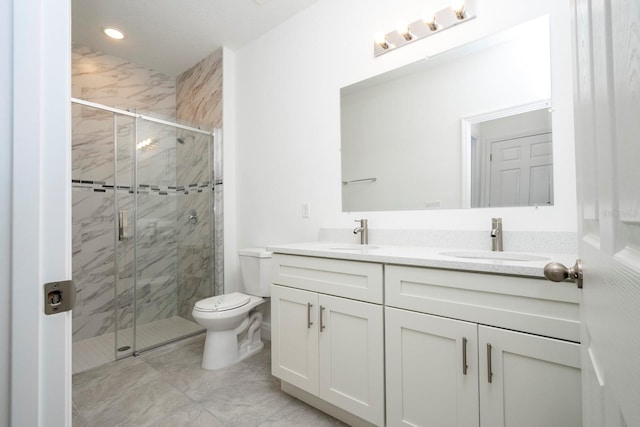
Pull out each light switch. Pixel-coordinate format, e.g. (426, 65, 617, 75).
(302, 202, 311, 218)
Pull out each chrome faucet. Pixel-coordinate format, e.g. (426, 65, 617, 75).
(353, 219, 369, 245)
(491, 218, 503, 252)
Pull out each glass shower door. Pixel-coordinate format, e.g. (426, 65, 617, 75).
(114, 113, 136, 358)
(132, 120, 212, 352)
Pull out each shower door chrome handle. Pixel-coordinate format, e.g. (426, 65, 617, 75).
(118, 210, 128, 241)
(307, 303, 313, 328)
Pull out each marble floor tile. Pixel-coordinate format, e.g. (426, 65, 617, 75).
(73, 336, 344, 426)
(258, 398, 348, 427)
(72, 403, 89, 427)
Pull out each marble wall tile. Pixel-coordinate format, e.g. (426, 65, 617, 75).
(115, 117, 136, 187)
(137, 121, 178, 187)
(73, 311, 114, 342)
(176, 133, 211, 187)
(176, 48, 222, 130)
(176, 49, 224, 304)
(73, 43, 176, 119)
(72, 106, 114, 183)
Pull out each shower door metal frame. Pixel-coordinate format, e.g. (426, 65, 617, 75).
(71, 97, 216, 358)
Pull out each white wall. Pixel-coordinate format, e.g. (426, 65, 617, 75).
(234, 0, 577, 282)
(0, 0, 11, 422)
(222, 48, 243, 292)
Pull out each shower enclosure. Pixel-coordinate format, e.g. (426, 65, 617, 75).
(71, 98, 222, 373)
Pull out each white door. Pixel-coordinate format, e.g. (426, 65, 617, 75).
(478, 326, 582, 427)
(10, 0, 73, 425)
(572, 0, 640, 426)
(385, 307, 479, 427)
(488, 133, 553, 207)
(318, 295, 384, 426)
(270, 285, 319, 394)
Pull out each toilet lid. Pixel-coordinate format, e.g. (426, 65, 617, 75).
(194, 292, 251, 312)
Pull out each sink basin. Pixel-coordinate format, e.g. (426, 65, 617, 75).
(330, 244, 380, 250)
(440, 250, 549, 262)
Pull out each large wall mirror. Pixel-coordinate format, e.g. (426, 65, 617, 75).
(340, 16, 552, 212)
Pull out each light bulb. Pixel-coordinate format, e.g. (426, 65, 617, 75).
(451, 0, 466, 19)
(374, 33, 391, 49)
(424, 10, 438, 31)
(396, 23, 414, 41)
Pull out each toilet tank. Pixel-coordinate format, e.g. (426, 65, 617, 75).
(238, 248, 272, 297)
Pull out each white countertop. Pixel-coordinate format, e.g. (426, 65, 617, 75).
(266, 242, 578, 278)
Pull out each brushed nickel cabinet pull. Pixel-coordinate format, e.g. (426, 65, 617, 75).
(487, 343, 493, 383)
(462, 337, 468, 375)
(307, 302, 313, 328)
(320, 306, 326, 332)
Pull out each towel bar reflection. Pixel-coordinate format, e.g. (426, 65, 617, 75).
(342, 177, 377, 185)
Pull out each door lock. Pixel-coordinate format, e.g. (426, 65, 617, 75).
(44, 280, 76, 314)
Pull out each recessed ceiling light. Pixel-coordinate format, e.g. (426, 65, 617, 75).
(103, 27, 125, 40)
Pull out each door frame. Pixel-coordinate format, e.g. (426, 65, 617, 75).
(460, 99, 551, 208)
(10, 0, 72, 425)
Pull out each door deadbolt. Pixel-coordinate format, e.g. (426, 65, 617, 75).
(44, 280, 76, 315)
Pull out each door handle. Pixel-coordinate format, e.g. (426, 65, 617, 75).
(320, 305, 326, 332)
(462, 337, 468, 375)
(307, 302, 313, 328)
(487, 343, 493, 383)
(544, 259, 583, 288)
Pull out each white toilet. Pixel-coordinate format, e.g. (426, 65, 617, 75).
(192, 248, 272, 370)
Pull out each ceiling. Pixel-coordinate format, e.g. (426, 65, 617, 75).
(72, 0, 319, 76)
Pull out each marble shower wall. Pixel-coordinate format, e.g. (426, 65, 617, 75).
(72, 43, 223, 342)
(176, 48, 224, 319)
(72, 44, 179, 342)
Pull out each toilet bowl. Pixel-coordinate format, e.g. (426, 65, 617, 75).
(192, 248, 271, 370)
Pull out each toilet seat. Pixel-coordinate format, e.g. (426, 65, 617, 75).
(194, 292, 251, 312)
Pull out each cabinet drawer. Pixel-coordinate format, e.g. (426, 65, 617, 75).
(271, 254, 383, 304)
(385, 265, 580, 342)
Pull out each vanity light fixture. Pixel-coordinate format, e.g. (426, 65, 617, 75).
(373, 0, 477, 57)
(103, 27, 125, 40)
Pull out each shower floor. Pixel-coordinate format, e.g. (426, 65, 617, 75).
(73, 316, 203, 374)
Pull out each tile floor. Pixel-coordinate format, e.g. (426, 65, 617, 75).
(72, 334, 347, 426)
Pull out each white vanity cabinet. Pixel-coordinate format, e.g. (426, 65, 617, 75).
(271, 254, 384, 426)
(385, 265, 582, 427)
(385, 307, 480, 426)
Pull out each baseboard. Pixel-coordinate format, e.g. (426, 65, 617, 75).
(260, 321, 271, 341)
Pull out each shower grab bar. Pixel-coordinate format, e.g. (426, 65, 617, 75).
(341, 177, 377, 185)
(71, 98, 214, 136)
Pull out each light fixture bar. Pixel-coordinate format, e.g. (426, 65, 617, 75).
(373, 0, 477, 57)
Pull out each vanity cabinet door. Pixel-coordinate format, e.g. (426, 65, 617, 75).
(271, 285, 319, 395)
(478, 325, 582, 427)
(385, 307, 479, 427)
(318, 294, 384, 426)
